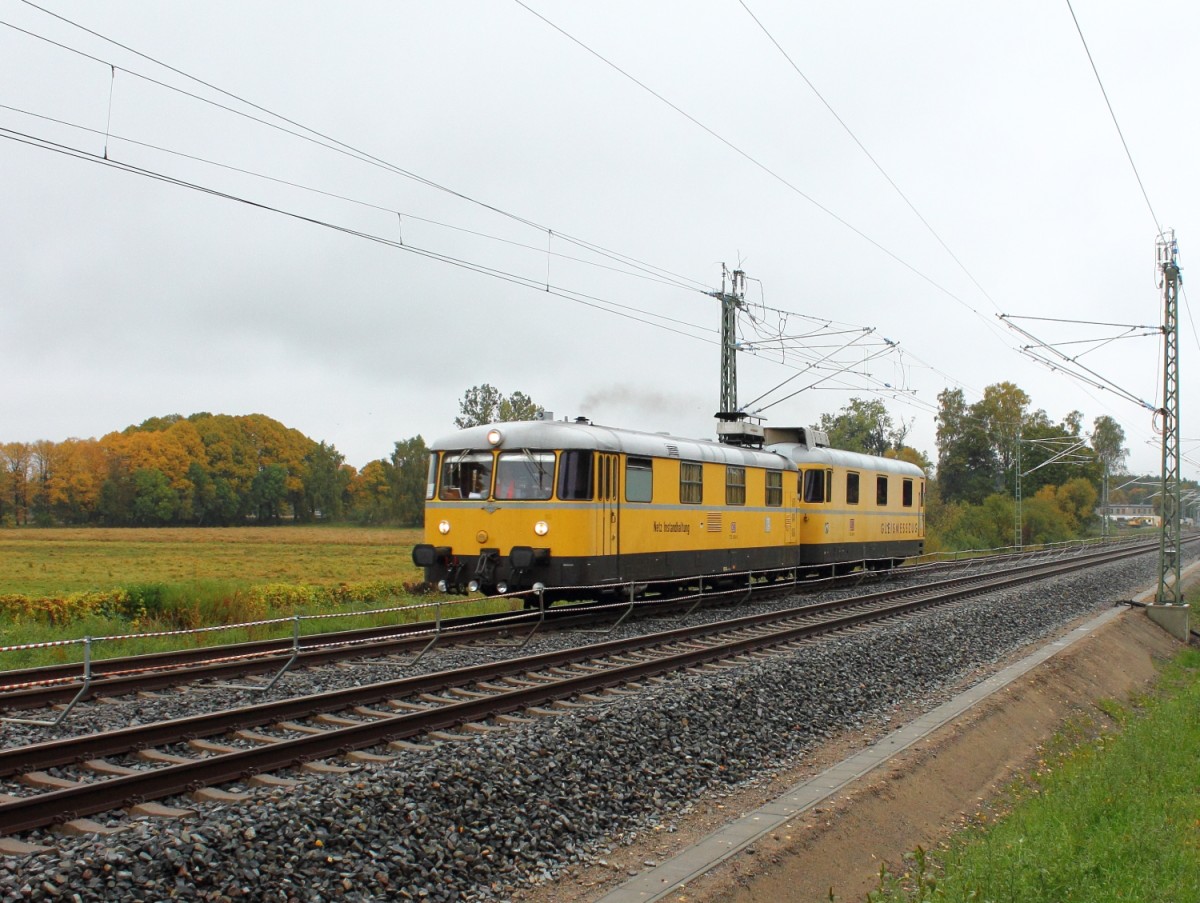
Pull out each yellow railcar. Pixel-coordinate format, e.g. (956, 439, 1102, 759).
(412, 419, 925, 600)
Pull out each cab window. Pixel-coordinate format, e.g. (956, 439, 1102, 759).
(626, 457, 653, 503)
(425, 453, 438, 500)
(557, 450, 594, 500)
(440, 452, 493, 500)
(495, 451, 555, 500)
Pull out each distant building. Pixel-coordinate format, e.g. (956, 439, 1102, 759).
(1097, 502, 1158, 526)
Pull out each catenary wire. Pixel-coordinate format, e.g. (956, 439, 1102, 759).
(0, 101, 708, 298)
(512, 0, 1009, 328)
(736, 0, 1004, 315)
(1063, 0, 1164, 238)
(7, 3, 1006, 421)
(7, 7, 916, 381)
(0, 126, 719, 345)
(8, 4, 714, 296)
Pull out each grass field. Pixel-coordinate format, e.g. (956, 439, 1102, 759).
(0, 526, 425, 595)
(868, 592, 1200, 902)
(0, 526, 489, 669)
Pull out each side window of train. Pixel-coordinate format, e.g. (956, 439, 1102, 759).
(765, 471, 783, 507)
(725, 466, 746, 505)
(425, 453, 438, 500)
(557, 450, 594, 500)
(802, 469, 825, 503)
(903, 478, 914, 507)
(876, 475, 888, 506)
(680, 462, 703, 504)
(846, 472, 860, 505)
(626, 457, 653, 503)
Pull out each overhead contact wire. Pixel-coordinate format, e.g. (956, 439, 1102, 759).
(737, 0, 1003, 315)
(12, 2, 713, 296)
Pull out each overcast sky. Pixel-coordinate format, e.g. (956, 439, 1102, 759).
(2, 1, 1196, 478)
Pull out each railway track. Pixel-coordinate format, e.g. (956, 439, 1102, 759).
(0, 538, 1151, 712)
(0, 537, 1160, 837)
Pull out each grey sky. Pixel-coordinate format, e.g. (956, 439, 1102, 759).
(2, 1, 1195, 477)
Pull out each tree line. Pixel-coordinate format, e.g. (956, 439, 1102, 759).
(0, 412, 408, 527)
(0, 385, 540, 528)
(3, 381, 1176, 548)
(816, 383, 1186, 550)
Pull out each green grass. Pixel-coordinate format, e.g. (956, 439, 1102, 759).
(0, 525, 425, 595)
(0, 591, 518, 671)
(0, 525, 525, 671)
(866, 644, 1200, 902)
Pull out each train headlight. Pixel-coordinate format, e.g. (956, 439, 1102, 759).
(486, 428, 503, 446)
(438, 520, 451, 535)
(534, 520, 549, 536)
(467, 579, 480, 593)
(436, 579, 449, 592)
(496, 582, 509, 594)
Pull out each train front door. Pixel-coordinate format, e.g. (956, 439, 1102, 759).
(596, 452, 620, 577)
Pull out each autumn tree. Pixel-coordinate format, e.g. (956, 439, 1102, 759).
(346, 459, 393, 524)
(0, 442, 31, 525)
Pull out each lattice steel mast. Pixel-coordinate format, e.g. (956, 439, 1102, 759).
(1156, 231, 1183, 604)
(716, 264, 745, 418)
(711, 265, 764, 446)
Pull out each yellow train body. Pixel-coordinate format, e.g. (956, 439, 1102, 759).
(413, 420, 924, 600)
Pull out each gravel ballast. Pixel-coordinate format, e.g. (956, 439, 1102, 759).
(0, 551, 1182, 901)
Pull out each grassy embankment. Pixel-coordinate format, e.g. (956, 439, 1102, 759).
(867, 590, 1200, 902)
(0, 527, 513, 669)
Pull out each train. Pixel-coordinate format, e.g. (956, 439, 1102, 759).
(412, 417, 926, 602)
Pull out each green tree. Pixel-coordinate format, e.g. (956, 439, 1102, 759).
(301, 441, 345, 521)
(819, 397, 902, 456)
(187, 462, 217, 525)
(973, 381, 1029, 481)
(131, 468, 177, 525)
(498, 390, 540, 423)
(936, 388, 998, 504)
(250, 464, 288, 523)
(1019, 410, 1102, 498)
(389, 436, 429, 527)
(454, 384, 543, 428)
(1090, 415, 1128, 477)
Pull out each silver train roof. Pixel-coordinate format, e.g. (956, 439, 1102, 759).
(431, 420, 925, 477)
